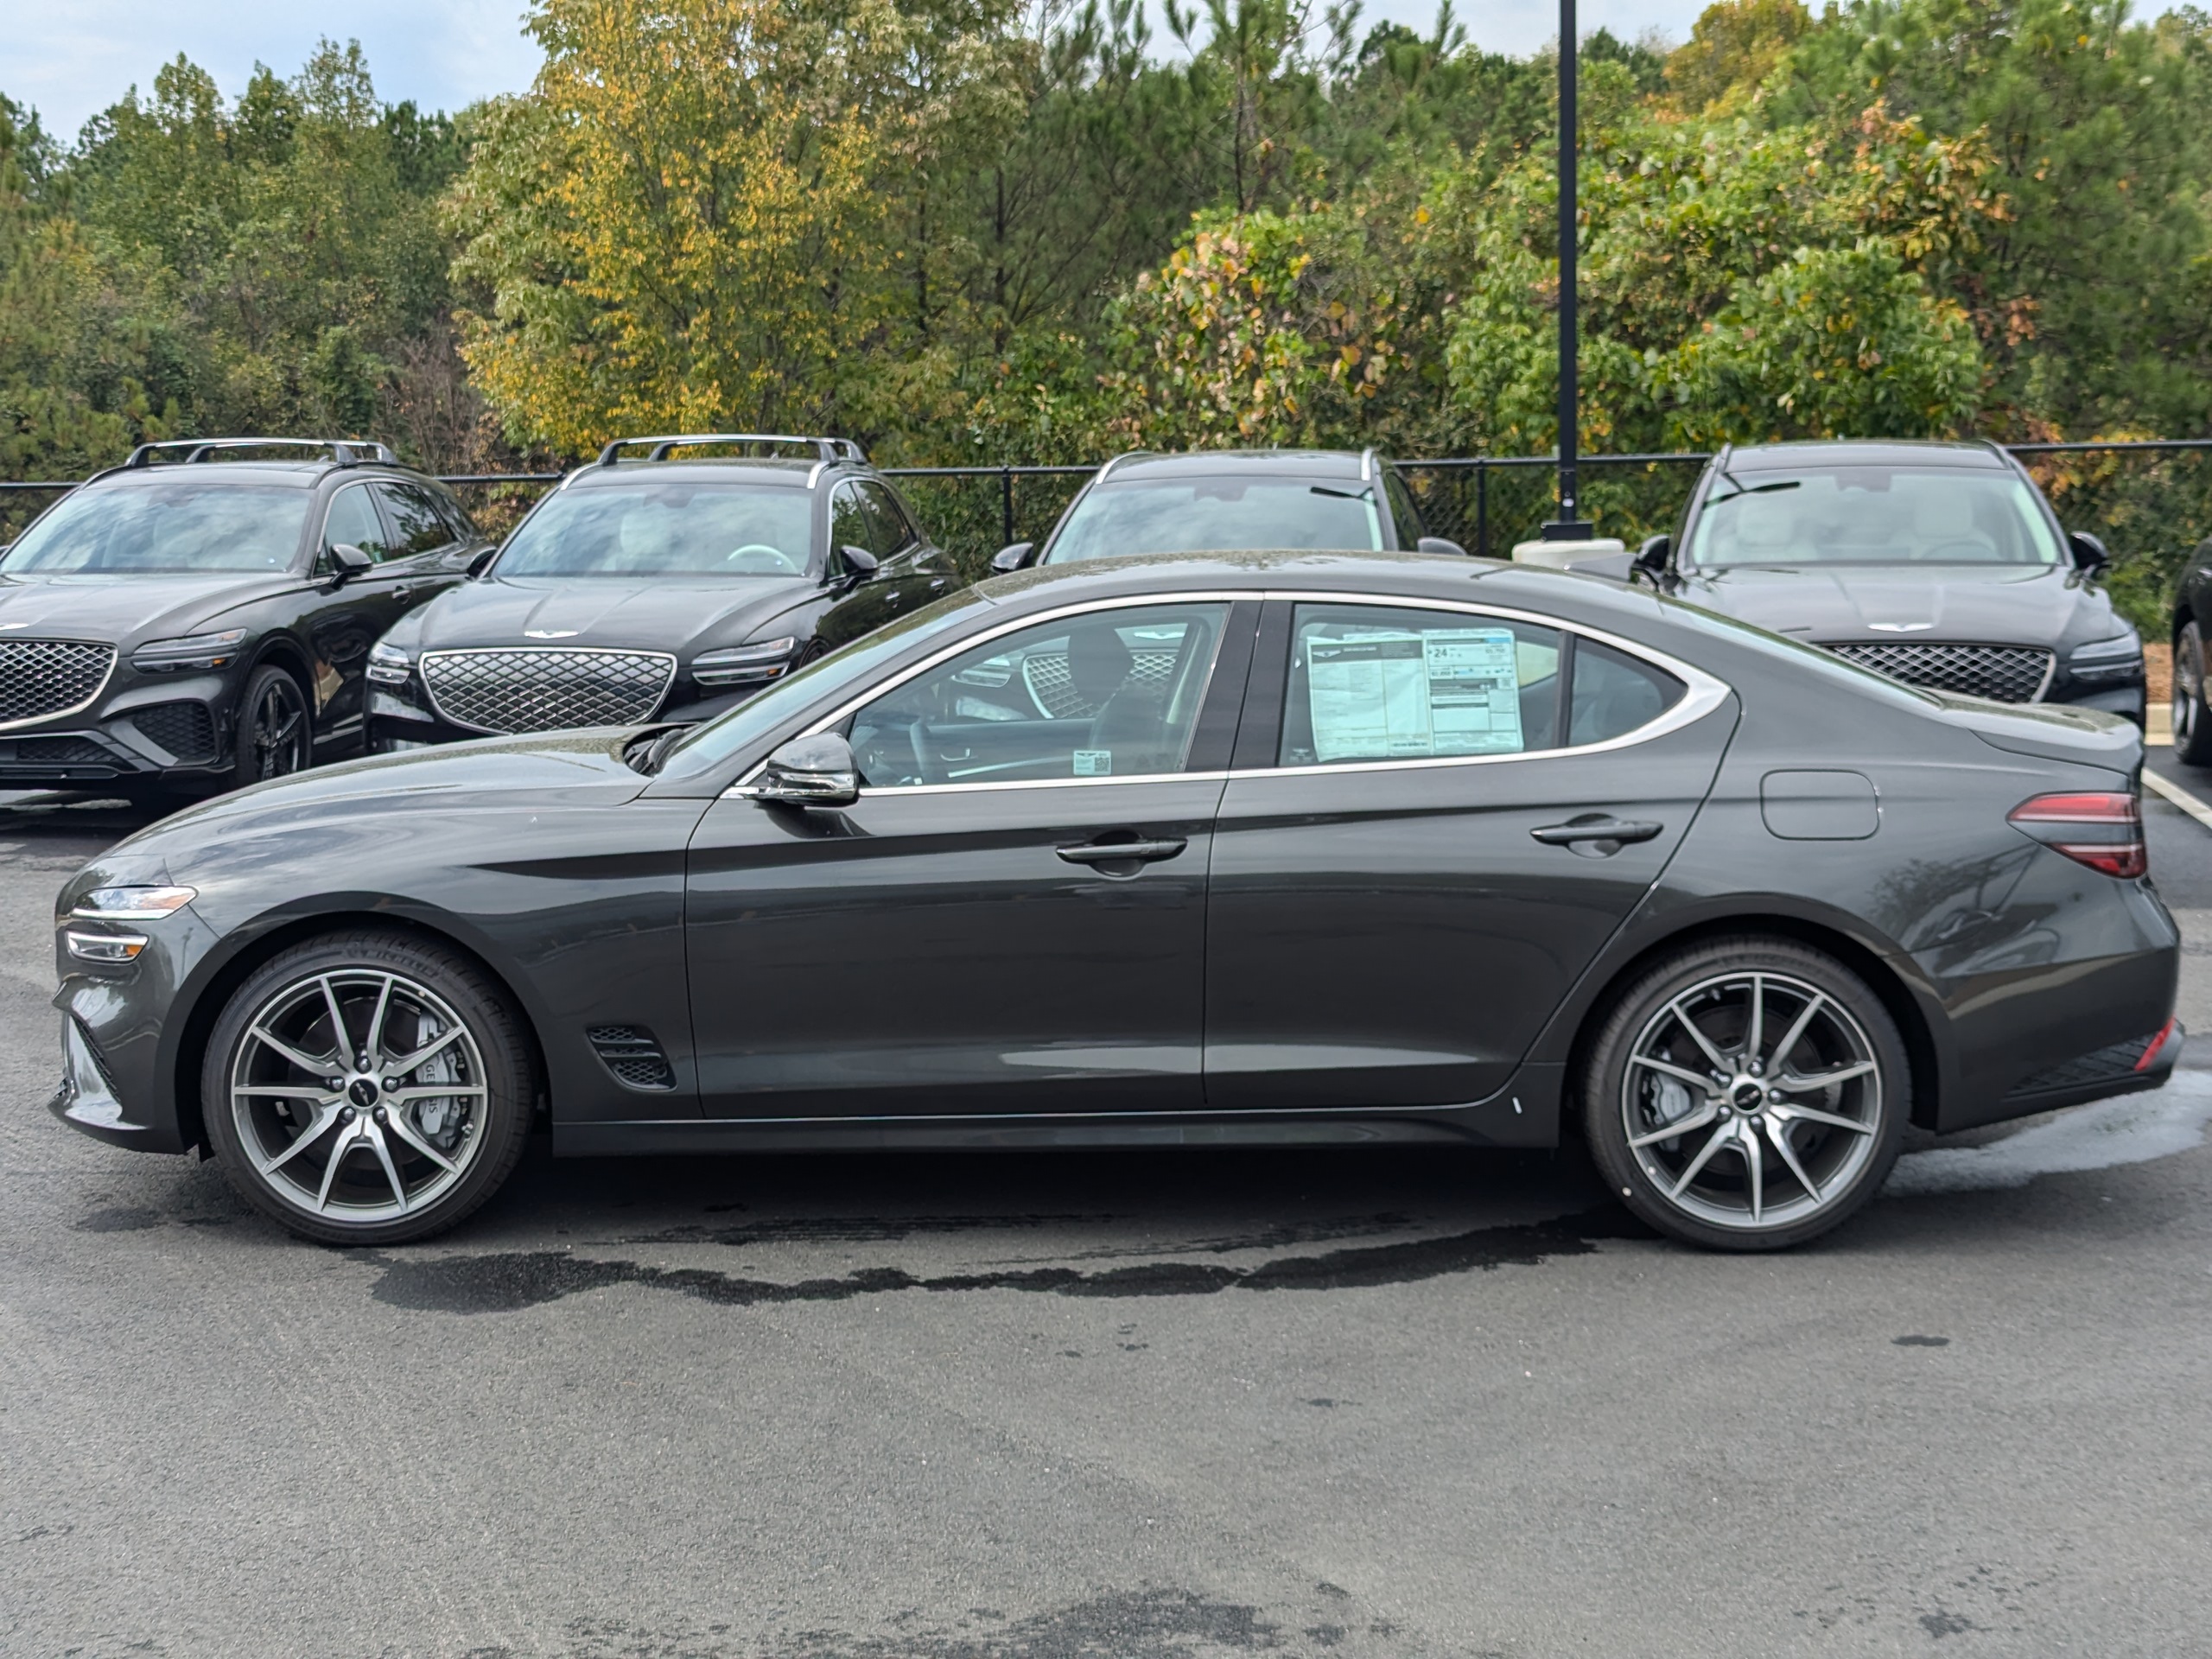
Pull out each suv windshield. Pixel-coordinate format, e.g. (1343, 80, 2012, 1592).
(1684, 467, 2064, 569)
(3, 480, 310, 574)
(1045, 477, 1383, 563)
(498, 482, 815, 578)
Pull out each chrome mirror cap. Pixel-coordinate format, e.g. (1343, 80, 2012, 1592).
(739, 732, 860, 807)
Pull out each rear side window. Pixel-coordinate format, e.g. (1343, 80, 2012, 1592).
(1569, 639, 1685, 745)
(373, 482, 458, 558)
(1282, 605, 1562, 765)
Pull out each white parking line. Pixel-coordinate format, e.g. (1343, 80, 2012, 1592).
(2145, 766, 2212, 832)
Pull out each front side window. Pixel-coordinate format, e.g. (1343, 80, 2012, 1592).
(1045, 477, 1386, 563)
(857, 482, 914, 556)
(373, 481, 457, 558)
(323, 484, 395, 562)
(1283, 605, 1562, 766)
(3, 481, 311, 574)
(495, 482, 814, 577)
(1682, 467, 2064, 569)
(848, 603, 1231, 788)
(1383, 470, 1426, 545)
(829, 486, 874, 560)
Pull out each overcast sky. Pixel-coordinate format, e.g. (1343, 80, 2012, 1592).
(6, 0, 1701, 142)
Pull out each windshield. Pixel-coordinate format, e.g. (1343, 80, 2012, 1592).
(657, 589, 991, 781)
(3, 481, 310, 574)
(496, 481, 816, 578)
(1044, 477, 1384, 563)
(1684, 467, 2064, 569)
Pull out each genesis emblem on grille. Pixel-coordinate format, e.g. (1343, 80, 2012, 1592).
(1827, 640, 2055, 704)
(0, 640, 117, 730)
(418, 648, 677, 734)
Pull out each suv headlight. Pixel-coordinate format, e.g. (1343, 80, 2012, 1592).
(2068, 633, 2144, 680)
(130, 629, 246, 671)
(693, 638, 798, 686)
(367, 641, 414, 685)
(68, 886, 197, 920)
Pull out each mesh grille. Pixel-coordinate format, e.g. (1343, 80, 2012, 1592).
(0, 640, 115, 728)
(1828, 641, 2053, 703)
(586, 1024, 675, 1091)
(13, 735, 115, 766)
(1020, 647, 1181, 720)
(132, 701, 217, 762)
(419, 648, 676, 734)
(2006, 1033, 2158, 1098)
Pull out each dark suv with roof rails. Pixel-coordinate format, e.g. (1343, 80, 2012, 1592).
(366, 434, 954, 749)
(0, 437, 487, 799)
(1629, 438, 2143, 723)
(988, 448, 1466, 573)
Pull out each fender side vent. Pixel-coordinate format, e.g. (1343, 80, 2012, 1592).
(587, 1024, 675, 1090)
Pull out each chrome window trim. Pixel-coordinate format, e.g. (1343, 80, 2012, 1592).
(418, 645, 677, 735)
(726, 587, 1732, 798)
(0, 641, 119, 734)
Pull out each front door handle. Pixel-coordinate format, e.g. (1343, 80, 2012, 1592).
(1530, 816, 1663, 850)
(1057, 837, 1187, 867)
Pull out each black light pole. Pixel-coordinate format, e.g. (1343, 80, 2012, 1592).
(1543, 0, 1592, 540)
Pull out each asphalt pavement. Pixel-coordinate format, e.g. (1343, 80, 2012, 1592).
(4, 775, 2212, 1658)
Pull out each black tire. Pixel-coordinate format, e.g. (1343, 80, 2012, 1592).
(231, 663, 312, 789)
(2175, 621, 2212, 766)
(1579, 937, 1908, 1251)
(201, 930, 536, 1245)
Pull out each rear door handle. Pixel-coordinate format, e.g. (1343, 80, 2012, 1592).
(1057, 837, 1187, 866)
(1530, 816, 1663, 846)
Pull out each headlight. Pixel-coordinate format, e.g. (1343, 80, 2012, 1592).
(692, 637, 798, 686)
(2068, 633, 2144, 680)
(70, 885, 197, 920)
(67, 931, 148, 963)
(130, 629, 246, 671)
(367, 641, 414, 685)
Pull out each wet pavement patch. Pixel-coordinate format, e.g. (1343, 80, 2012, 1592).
(367, 1206, 1651, 1315)
(73, 1206, 163, 1233)
(1893, 1334, 1952, 1347)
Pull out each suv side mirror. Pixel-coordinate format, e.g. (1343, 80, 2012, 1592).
(327, 543, 373, 583)
(738, 732, 860, 808)
(990, 541, 1037, 574)
(1414, 536, 1469, 557)
(837, 544, 880, 582)
(2069, 531, 2111, 575)
(1635, 534, 1672, 576)
(466, 546, 499, 579)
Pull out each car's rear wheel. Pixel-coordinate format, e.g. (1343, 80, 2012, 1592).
(201, 931, 535, 1244)
(2175, 621, 2212, 766)
(1580, 938, 1907, 1251)
(232, 664, 312, 787)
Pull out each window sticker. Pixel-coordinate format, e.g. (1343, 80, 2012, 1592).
(1073, 749, 1113, 776)
(1306, 627, 1523, 762)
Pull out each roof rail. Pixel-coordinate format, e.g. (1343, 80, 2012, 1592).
(595, 434, 862, 467)
(1095, 451, 1151, 481)
(123, 437, 397, 469)
(1359, 447, 1376, 483)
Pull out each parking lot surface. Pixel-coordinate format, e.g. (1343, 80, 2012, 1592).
(5, 784, 2212, 1658)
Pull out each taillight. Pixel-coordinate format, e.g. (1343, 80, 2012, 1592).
(2008, 791, 2146, 878)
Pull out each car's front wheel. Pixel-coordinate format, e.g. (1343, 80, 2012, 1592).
(1580, 938, 1907, 1251)
(2175, 621, 2212, 766)
(201, 931, 536, 1244)
(231, 663, 312, 788)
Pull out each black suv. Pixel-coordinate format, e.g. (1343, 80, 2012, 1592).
(1631, 440, 2143, 723)
(990, 449, 1466, 572)
(0, 438, 486, 798)
(367, 435, 955, 747)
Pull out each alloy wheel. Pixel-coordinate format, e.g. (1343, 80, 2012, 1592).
(248, 675, 308, 780)
(1618, 969, 1885, 1232)
(2177, 622, 2204, 753)
(227, 969, 490, 1224)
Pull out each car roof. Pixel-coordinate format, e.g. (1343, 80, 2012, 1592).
(90, 461, 329, 489)
(1726, 439, 2010, 473)
(564, 457, 845, 490)
(1094, 450, 1374, 483)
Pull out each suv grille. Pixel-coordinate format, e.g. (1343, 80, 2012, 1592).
(587, 1025, 676, 1091)
(419, 649, 676, 734)
(1021, 647, 1181, 720)
(0, 640, 116, 728)
(1827, 641, 2053, 703)
(132, 701, 217, 762)
(13, 736, 115, 766)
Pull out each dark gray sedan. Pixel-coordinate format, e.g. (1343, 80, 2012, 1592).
(50, 551, 2181, 1251)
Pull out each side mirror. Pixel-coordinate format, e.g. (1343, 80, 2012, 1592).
(990, 541, 1037, 574)
(738, 732, 860, 808)
(327, 543, 373, 583)
(1414, 536, 1469, 557)
(838, 544, 880, 582)
(466, 546, 499, 579)
(2069, 531, 2110, 575)
(1635, 534, 1672, 575)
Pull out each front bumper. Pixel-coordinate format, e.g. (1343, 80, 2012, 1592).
(0, 675, 234, 789)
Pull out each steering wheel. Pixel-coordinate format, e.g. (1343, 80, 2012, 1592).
(906, 719, 942, 785)
(725, 543, 802, 574)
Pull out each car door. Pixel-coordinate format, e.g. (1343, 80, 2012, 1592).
(684, 595, 1257, 1119)
(1204, 596, 1736, 1111)
(859, 480, 955, 616)
(302, 480, 408, 743)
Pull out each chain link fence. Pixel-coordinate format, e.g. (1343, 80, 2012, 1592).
(7, 442, 2209, 634)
